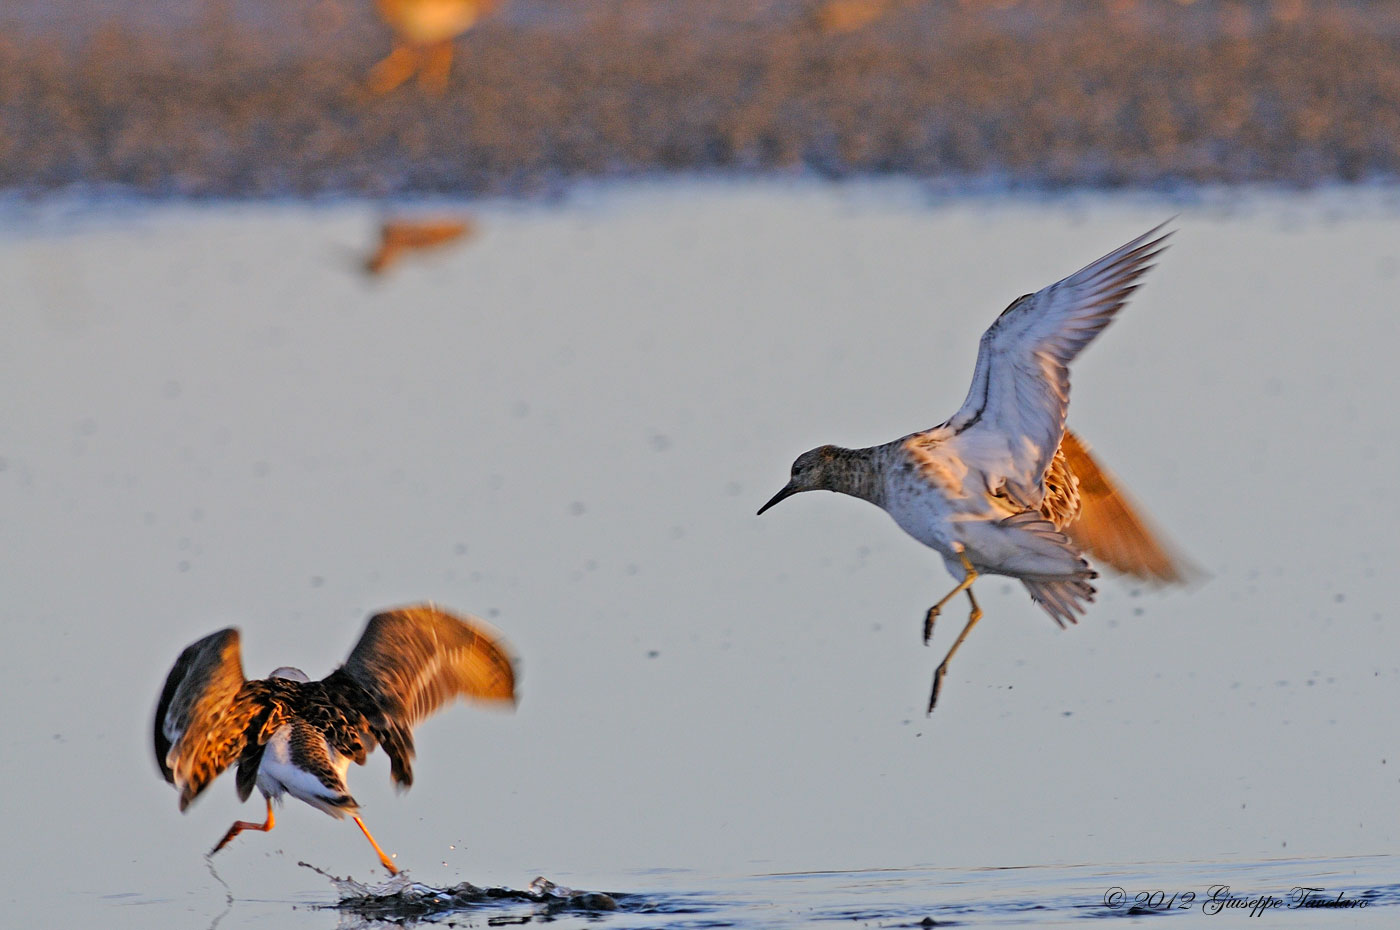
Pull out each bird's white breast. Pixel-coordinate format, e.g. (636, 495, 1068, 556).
(255, 726, 351, 809)
(882, 467, 962, 556)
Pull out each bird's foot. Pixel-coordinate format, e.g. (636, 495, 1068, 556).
(927, 663, 948, 715)
(923, 605, 940, 644)
(354, 816, 401, 875)
(209, 800, 275, 856)
(209, 820, 262, 856)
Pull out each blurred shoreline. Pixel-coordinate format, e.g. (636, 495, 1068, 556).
(4, 0, 1399, 198)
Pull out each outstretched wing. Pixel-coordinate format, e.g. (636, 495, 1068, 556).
(335, 604, 517, 787)
(936, 223, 1171, 504)
(153, 628, 260, 810)
(1059, 430, 1191, 584)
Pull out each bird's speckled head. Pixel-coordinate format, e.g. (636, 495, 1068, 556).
(757, 444, 855, 515)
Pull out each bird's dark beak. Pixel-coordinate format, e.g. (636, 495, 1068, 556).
(757, 482, 799, 516)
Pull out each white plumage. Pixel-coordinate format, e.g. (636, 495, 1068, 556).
(760, 223, 1184, 711)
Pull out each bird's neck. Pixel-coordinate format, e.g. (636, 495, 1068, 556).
(825, 445, 889, 508)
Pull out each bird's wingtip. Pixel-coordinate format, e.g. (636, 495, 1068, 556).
(1143, 216, 1178, 244)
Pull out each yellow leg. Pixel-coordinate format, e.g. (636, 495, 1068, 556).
(418, 41, 455, 94)
(367, 43, 420, 95)
(353, 816, 399, 874)
(210, 796, 275, 856)
(923, 550, 979, 644)
(927, 587, 983, 714)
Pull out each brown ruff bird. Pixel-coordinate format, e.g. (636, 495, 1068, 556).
(759, 224, 1188, 712)
(364, 218, 475, 276)
(367, 0, 502, 95)
(153, 605, 516, 873)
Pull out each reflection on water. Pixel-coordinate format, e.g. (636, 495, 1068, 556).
(293, 856, 1400, 927)
(2, 182, 1400, 929)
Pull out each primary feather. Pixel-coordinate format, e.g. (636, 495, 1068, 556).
(930, 222, 1171, 509)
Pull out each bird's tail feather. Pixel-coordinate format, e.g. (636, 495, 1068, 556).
(302, 792, 360, 819)
(964, 511, 1097, 581)
(962, 511, 1097, 627)
(1022, 577, 1097, 628)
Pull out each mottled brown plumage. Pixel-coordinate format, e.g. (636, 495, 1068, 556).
(1036, 441, 1081, 530)
(338, 605, 516, 788)
(153, 604, 517, 872)
(153, 628, 253, 811)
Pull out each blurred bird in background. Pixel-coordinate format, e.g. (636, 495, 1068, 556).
(364, 217, 476, 276)
(367, 0, 503, 94)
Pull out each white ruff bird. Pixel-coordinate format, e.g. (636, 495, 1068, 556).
(153, 605, 517, 873)
(758, 224, 1186, 712)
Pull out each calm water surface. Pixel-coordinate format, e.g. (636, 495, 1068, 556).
(1, 181, 1398, 926)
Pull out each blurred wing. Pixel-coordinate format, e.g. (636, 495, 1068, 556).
(1060, 429, 1190, 584)
(153, 628, 258, 810)
(341, 604, 516, 726)
(939, 223, 1171, 498)
(336, 605, 516, 788)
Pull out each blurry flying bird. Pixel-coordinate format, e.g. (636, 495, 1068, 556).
(813, 0, 895, 34)
(368, 0, 502, 95)
(758, 224, 1187, 712)
(153, 605, 517, 873)
(364, 217, 475, 276)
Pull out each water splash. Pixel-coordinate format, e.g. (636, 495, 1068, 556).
(298, 861, 618, 923)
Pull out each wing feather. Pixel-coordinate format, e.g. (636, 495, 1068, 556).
(1059, 430, 1191, 584)
(153, 628, 260, 810)
(935, 223, 1172, 498)
(336, 605, 517, 788)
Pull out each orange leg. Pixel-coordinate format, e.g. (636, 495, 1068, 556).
(353, 816, 400, 874)
(210, 797, 275, 856)
(367, 42, 421, 95)
(418, 40, 455, 94)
